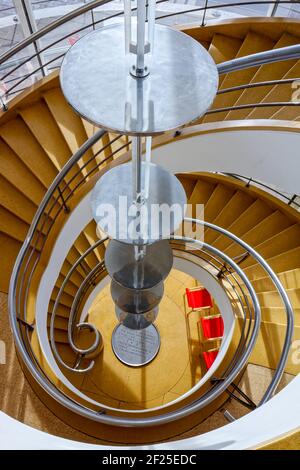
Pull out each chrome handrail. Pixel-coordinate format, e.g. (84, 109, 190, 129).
(220, 172, 300, 209)
(218, 77, 300, 95)
(184, 218, 294, 403)
(1, 0, 297, 66)
(50, 238, 107, 373)
(57, 238, 252, 380)
(207, 101, 300, 115)
(10, 184, 292, 426)
(1, 1, 300, 101)
(217, 44, 300, 75)
(9, 125, 263, 425)
(5, 3, 295, 426)
(44, 234, 261, 421)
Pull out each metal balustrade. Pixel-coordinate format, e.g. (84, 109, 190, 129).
(1, 1, 300, 100)
(8, 126, 294, 427)
(220, 173, 300, 210)
(4, 3, 297, 431)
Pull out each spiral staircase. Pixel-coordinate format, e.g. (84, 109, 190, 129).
(0, 2, 300, 450)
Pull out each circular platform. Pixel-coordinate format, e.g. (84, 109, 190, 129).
(111, 323, 160, 367)
(60, 23, 218, 135)
(91, 162, 187, 244)
(105, 239, 173, 289)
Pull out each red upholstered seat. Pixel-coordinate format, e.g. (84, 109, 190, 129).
(201, 316, 224, 339)
(202, 350, 219, 369)
(186, 288, 213, 309)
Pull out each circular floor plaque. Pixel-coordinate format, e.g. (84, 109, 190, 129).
(111, 324, 160, 367)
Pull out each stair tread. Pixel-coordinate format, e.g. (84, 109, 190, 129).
(247, 59, 300, 120)
(178, 175, 197, 200)
(0, 138, 46, 206)
(0, 206, 29, 242)
(0, 175, 37, 225)
(205, 189, 254, 245)
(225, 209, 293, 258)
(243, 246, 300, 280)
(213, 199, 274, 252)
(204, 30, 275, 123)
(43, 88, 95, 175)
(225, 32, 300, 121)
(240, 223, 300, 269)
(0, 116, 58, 189)
(0, 233, 22, 291)
(203, 183, 235, 223)
(188, 179, 216, 206)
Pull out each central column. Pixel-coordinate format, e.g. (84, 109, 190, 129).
(60, 0, 218, 366)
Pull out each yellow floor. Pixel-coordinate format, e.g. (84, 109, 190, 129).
(82, 269, 207, 410)
(0, 291, 294, 444)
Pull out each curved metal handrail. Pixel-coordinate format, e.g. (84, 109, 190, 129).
(50, 238, 107, 373)
(38, 233, 261, 421)
(4, 5, 294, 424)
(220, 172, 300, 209)
(1, 1, 300, 101)
(184, 218, 294, 403)
(217, 43, 300, 75)
(8, 118, 262, 423)
(10, 189, 292, 425)
(55, 238, 252, 380)
(1, 0, 298, 66)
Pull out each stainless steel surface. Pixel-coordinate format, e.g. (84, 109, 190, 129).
(91, 162, 187, 244)
(207, 101, 300, 115)
(8, 131, 294, 425)
(111, 323, 160, 366)
(132, 137, 143, 204)
(115, 306, 159, 330)
(60, 23, 218, 135)
(105, 239, 173, 289)
(217, 44, 300, 75)
(0, 1, 296, 68)
(218, 77, 300, 95)
(111, 278, 164, 314)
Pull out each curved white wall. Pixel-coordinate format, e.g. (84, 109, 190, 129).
(11, 126, 300, 449)
(35, 189, 236, 412)
(152, 128, 300, 194)
(1, 373, 299, 449)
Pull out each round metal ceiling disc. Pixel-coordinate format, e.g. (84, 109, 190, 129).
(115, 306, 159, 331)
(60, 23, 218, 135)
(111, 324, 160, 366)
(105, 239, 173, 289)
(90, 162, 187, 244)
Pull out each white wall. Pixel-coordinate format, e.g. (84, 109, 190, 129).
(151, 129, 300, 195)
(1, 373, 300, 449)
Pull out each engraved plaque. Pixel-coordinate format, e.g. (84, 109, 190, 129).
(111, 324, 160, 367)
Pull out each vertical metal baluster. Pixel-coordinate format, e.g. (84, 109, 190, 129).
(57, 186, 70, 213)
(268, 0, 280, 17)
(91, 9, 95, 31)
(201, 0, 209, 27)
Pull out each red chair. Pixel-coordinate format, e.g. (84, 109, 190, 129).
(202, 349, 219, 369)
(201, 315, 224, 340)
(185, 287, 213, 311)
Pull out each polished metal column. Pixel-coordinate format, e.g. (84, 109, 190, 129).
(60, 0, 218, 366)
